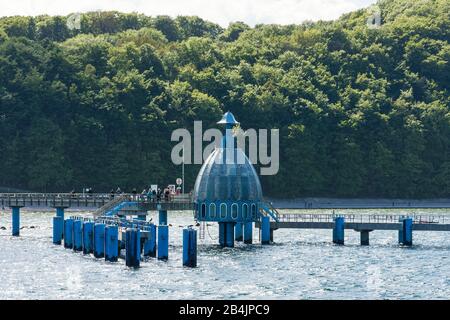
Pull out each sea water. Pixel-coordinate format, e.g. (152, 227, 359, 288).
(0, 208, 449, 299)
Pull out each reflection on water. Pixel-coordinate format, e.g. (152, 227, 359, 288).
(0, 208, 449, 299)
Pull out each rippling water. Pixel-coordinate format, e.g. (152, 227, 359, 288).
(1, 208, 449, 300)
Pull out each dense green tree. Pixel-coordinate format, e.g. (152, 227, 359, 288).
(0, 0, 448, 198)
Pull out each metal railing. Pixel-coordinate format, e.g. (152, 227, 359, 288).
(277, 213, 450, 224)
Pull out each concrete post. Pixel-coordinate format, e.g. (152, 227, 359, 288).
(11, 206, 20, 236)
(360, 230, 370, 246)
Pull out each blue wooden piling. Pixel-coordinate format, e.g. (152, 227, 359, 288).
(399, 217, 413, 246)
(235, 222, 243, 241)
(143, 224, 157, 257)
(64, 219, 74, 249)
(183, 228, 197, 267)
(333, 217, 345, 245)
(93, 223, 106, 258)
(157, 225, 169, 260)
(261, 216, 270, 245)
(159, 210, 167, 225)
(82, 221, 94, 254)
(12, 206, 20, 236)
(105, 225, 119, 262)
(52, 216, 63, 245)
(244, 222, 253, 244)
(73, 220, 83, 251)
(125, 228, 140, 268)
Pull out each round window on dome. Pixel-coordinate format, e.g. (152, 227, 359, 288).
(209, 203, 216, 218)
(220, 203, 227, 219)
(231, 203, 238, 220)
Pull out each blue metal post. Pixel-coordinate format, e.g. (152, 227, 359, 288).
(219, 222, 225, 247)
(94, 223, 105, 258)
(82, 221, 94, 254)
(52, 216, 63, 245)
(159, 210, 167, 225)
(183, 228, 197, 267)
(399, 218, 413, 246)
(56, 207, 65, 220)
(158, 225, 169, 260)
(73, 220, 83, 251)
(105, 225, 119, 262)
(261, 216, 270, 245)
(244, 222, 253, 244)
(11, 206, 20, 236)
(125, 228, 140, 268)
(225, 222, 235, 247)
(333, 217, 345, 245)
(235, 222, 243, 241)
(143, 224, 157, 257)
(64, 219, 74, 249)
(56, 207, 64, 239)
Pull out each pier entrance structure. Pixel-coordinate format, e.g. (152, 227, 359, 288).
(192, 111, 278, 247)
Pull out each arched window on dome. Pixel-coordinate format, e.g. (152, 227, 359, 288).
(220, 203, 227, 219)
(231, 203, 238, 220)
(251, 203, 257, 219)
(201, 203, 206, 218)
(209, 203, 216, 219)
(243, 204, 249, 219)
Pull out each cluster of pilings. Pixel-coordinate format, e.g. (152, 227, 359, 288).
(220, 216, 272, 248)
(332, 216, 413, 246)
(52, 209, 198, 268)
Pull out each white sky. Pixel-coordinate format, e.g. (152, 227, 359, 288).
(0, 0, 377, 27)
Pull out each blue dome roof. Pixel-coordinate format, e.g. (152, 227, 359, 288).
(193, 147, 263, 202)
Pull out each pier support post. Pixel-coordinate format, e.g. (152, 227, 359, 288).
(105, 225, 119, 262)
(64, 218, 74, 249)
(157, 225, 169, 260)
(243, 222, 253, 244)
(56, 207, 65, 220)
(399, 217, 413, 246)
(235, 223, 243, 241)
(333, 217, 345, 245)
(125, 228, 140, 268)
(73, 220, 83, 251)
(94, 223, 106, 258)
(11, 206, 21, 236)
(183, 228, 197, 268)
(55, 207, 65, 239)
(270, 228, 274, 242)
(143, 224, 157, 257)
(82, 221, 94, 254)
(219, 222, 235, 247)
(159, 210, 167, 225)
(261, 216, 270, 245)
(52, 216, 63, 245)
(360, 230, 370, 246)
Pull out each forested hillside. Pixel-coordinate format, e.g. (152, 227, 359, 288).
(0, 0, 449, 197)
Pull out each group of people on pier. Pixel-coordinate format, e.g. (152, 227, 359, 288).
(109, 185, 177, 202)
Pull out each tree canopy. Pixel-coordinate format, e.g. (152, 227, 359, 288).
(0, 0, 449, 197)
